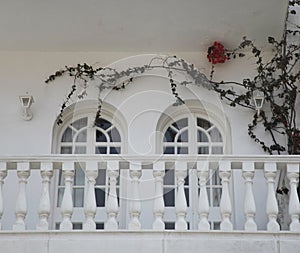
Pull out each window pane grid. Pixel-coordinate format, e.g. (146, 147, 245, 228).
(57, 116, 122, 211)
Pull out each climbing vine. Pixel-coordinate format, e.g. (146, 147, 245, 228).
(46, 1, 300, 157)
(207, 1, 300, 155)
(45, 56, 211, 126)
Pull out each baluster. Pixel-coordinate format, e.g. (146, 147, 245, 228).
(264, 162, 280, 232)
(83, 161, 98, 231)
(105, 161, 119, 230)
(128, 162, 141, 230)
(13, 162, 30, 231)
(287, 163, 300, 232)
(152, 162, 165, 230)
(219, 161, 233, 231)
(197, 161, 210, 231)
(36, 162, 53, 231)
(0, 162, 7, 230)
(242, 162, 257, 231)
(175, 161, 187, 231)
(60, 161, 74, 231)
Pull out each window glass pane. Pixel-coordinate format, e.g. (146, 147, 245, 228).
(58, 170, 64, 186)
(74, 188, 84, 207)
(164, 188, 175, 207)
(165, 222, 175, 230)
(71, 117, 87, 130)
(197, 130, 209, 142)
(95, 188, 106, 207)
(110, 147, 121, 154)
(177, 147, 188, 154)
(184, 175, 189, 186)
(60, 146, 72, 154)
(212, 147, 223, 154)
(197, 118, 212, 130)
(57, 188, 64, 207)
(61, 127, 74, 142)
(96, 169, 106, 185)
(96, 130, 107, 142)
(95, 147, 107, 154)
(172, 118, 188, 130)
(163, 146, 175, 154)
(164, 169, 175, 185)
(73, 223, 83, 230)
(209, 127, 223, 142)
(75, 129, 87, 142)
(96, 223, 104, 230)
(95, 118, 112, 130)
(74, 168, 85, 186)
(74, 146, 86, 154)
(177, 130, 188, 142)
(213, 222, 221, 230)
(206, 187, 211, 206)
(116, 188, 120, 205)
(212, 170, 221, 185)
(164, 127, 177, 142)
(108, 127, 121, 142)
(198, 147, 209, 154)
(184, 188, 189, 207)
(212, 188, 222, 207)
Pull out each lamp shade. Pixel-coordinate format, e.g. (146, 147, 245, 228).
(253, 90, 264, 110)
(19, 95, 34, 108)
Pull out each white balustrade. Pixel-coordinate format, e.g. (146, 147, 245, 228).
(264, 162, 280, 232)
(175, 161, 188, 231)
(197, 161, 210, 231)
(128, 162, 142, 230)
(0, 162, 7, 230)
(13, 162, 30, 231)
(152, 162, 165, 230)
(287, 163, 300, 232)
(0, 156, 299, 233)
(242, 162, 257, 231)
(219, 161, 233, 231)
(36, 162, 53, 231)
(83, 161, 98, 231)
(60, 161, 75, 231)
(105, 161, 119, 230)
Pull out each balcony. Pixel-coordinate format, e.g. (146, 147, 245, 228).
(0, 155, 299, 253)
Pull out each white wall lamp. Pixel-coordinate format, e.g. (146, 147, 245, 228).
(253, 90, 265, 117)
(19, 95, 34, 121)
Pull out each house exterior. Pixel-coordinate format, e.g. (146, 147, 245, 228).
(0, 1, 299, 253)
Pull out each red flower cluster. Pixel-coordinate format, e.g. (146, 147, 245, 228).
(207, 41, 228, 64)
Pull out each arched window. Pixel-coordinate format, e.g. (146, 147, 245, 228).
(59, 117, 122, 155)
(53, 108, 124, 229)
(163, 117, 224, 155)
(160, 112, 227, 230)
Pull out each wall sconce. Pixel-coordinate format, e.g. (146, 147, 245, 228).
(253, 90, 264, 117)
(19, 95, 34, 121)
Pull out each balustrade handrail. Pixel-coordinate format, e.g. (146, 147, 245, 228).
(0, 154, 299, 233)
(1, 154, 300, 169)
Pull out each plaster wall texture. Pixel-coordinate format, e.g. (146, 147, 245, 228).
(0, 231, 299, 253)
(0, 51, 277, 155)
(0, 52, 284, 231)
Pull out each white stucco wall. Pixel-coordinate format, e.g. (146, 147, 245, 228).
(0, 51, 286, 231)
(0, 51, 278, 155)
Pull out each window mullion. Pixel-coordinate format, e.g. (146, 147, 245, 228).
(189, 114, 197, 154)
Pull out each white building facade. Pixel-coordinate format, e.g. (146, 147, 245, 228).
(0, 53, 299, 253)
(0, 1, 299, 252)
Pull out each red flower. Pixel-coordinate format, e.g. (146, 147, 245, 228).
(207, 41, 228, 65)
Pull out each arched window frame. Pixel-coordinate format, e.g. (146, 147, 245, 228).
(52, 100, 127, 154)
(156, 100, 232, 154)
(156, 100, 232, 230)
(50, 100, 127, 229)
